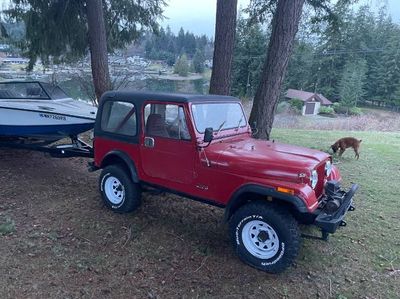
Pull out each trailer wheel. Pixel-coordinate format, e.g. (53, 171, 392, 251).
(99, 164, 141, 213)
(229, 202, 300, 273)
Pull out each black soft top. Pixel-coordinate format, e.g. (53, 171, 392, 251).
(96, 90, 241, 144)
(101, 90, 240, 104)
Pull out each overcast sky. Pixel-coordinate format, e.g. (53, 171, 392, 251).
(162, 0, 400, 36)
(0, 0, 398, 37)
(161, 0, 250, 36)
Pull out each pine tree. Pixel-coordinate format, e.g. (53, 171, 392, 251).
(249, 0, 305, 139)
(339, 59, 367, 111)
(365, 7, 391, 101)
(232, 14, 266, 97)
(6, 0, 165, 99)
(86, 0, 110, 100)
(309, 3, 351, 100)
(378, 31, 400, 104)
(142, 26, 210, 67)
(174, 54, 189, 77)
(285, 40, 314, 92)
(184, 32, 197, 56)
(177, 28, 186, 54)
(393, 84, 400, 111)
(209, 0, 238, 95)
(192, 49, 205, 73)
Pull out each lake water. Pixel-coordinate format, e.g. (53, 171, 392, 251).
(59, 78, 208, 102)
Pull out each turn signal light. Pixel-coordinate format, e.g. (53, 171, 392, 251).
(277, 187, 295, 195)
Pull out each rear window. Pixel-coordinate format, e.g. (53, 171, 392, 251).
(101, 101, 137, 136)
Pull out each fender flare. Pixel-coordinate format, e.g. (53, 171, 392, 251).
(224, 184, 308, 222)
(100, 150, 139, 183)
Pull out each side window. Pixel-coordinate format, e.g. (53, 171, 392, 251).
(144, 103, 191, 140)
(101, 101, 137, 136)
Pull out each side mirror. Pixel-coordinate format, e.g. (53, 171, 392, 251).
(203, 127, 213, 143)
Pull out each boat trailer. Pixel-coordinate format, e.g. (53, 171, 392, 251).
(0, 136, 93, 158)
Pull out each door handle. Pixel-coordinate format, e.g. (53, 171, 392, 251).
(144, 137, 155, 148)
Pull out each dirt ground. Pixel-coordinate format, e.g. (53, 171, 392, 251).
(0, 150, 323, 298)
(1, 129, 399, 298)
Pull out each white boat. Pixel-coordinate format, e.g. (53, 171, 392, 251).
(0, 81, 97, 141)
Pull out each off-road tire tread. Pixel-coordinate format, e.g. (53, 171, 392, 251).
(99, 164, 141, 213)
(229, 201, 300, 273)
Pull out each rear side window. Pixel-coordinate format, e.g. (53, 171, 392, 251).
(101, 101, 137, 136)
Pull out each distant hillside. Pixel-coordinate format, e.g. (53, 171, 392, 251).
(0, 22, 25, 40)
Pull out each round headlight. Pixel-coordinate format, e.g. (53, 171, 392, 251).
(310, 170, 318, 189)
(325, 160, 332, 176)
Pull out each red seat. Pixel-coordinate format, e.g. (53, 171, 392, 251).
(146, 114, 169, 137)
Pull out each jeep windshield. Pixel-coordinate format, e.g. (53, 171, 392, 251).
(191, 102, 247, 134)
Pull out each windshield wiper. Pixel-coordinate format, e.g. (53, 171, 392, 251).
(235, 116, 243, 131)
(215, 120, 226, 135)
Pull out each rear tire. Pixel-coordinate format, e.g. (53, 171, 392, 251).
(229, 202, 300, 273)
(99, 165, 141, 213)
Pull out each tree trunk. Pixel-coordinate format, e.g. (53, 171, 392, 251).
(86, 0, 111, 101)
(209, 0, 238, 95)
(249, 0, 305, 139)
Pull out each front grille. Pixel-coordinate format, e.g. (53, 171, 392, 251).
(314, 162, 326, 198)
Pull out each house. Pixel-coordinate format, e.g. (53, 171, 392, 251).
(1, 57, 29, 64)
(286, 89, 333, 115)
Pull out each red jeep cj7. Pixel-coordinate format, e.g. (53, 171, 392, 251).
(92, 91, 358, 273)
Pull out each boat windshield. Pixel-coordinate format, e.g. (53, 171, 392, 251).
(0, 82, 69, 100)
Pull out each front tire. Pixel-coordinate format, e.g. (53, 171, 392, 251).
(99, 165, 141, 213)
(229, 202, 300, 273)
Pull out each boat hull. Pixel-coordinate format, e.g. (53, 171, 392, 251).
(0, 107, 95, 140)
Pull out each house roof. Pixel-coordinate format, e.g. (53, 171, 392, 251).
(286, 89, 332, 105)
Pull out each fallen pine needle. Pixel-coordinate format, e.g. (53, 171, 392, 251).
(194, 256, 209, 273)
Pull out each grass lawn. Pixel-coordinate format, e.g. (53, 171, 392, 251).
(202, 68, 212, 81)
(1, 128, 399, 298)
(272, 129, 400, 298)
(145, 62, 164, 72)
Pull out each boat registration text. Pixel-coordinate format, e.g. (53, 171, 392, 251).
(39, 113, 67, 121)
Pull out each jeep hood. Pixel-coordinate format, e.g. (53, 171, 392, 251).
(206, 137, 330, 182)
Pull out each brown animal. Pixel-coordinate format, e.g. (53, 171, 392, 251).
(331, 137, 362, 159)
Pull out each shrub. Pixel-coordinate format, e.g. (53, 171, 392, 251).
(332, 102, 348, 114)
(276, 101, 291, 114)
(192, 49, 205, 73)
(349, 106, 362, 116)
(332, 102, 362, 115)
(174, 54, 189, 76)
(289, 99, 304, 114)
(319, 106, 335, 115)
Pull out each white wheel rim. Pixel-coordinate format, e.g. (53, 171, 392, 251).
(242, 220, 280, 259)
(104, 176, 125, 205)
